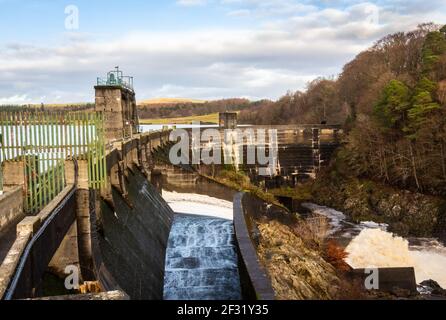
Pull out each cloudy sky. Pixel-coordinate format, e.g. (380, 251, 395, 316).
(0, 0, 445, 104)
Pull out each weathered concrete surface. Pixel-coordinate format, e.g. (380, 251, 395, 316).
(31, 290, 129, 300)
(95, 86, 138, 142)
(0, 231, 32, 299)
(351, 268, 417, 294)
(0, 187, 24, 237)
(0, 226, 16, 265)
(233, 193, 275, 300)
(48, 222, 80, 278)
(1, 161, 25, 192)
(16, 216, 41, 236)
(1, 185, 76, 300)
(98, 167, 174, 299)
(219, 112, 238, 129)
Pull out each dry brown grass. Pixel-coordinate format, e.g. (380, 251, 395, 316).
(292, 215, 329, 249)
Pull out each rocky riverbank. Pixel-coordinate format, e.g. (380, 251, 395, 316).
(256, 220, 341, 300)
(310, 174, 446, 240)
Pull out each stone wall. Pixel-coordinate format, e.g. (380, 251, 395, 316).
(95, 86, 138, 142)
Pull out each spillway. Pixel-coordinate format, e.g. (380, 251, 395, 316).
(163, 193, 241, 300)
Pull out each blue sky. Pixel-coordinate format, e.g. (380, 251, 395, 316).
(0, 0, 445, 104)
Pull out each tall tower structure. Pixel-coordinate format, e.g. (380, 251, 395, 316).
(95, 67, 139, 142)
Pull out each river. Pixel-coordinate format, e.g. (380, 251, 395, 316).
(302, 203, 446, 289)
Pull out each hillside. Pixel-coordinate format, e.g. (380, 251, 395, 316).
(240, 23, 446, 196)
(138, 98, 251, 119)
(139, 98, 207, 105)
(140, 113, 219, 124)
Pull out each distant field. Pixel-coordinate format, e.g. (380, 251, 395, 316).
(30, 103, 91, 107)
(139, 98, 207, 105)
(139, 113, 219, 124)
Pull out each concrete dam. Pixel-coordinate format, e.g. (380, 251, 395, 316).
(97, 168, 174, 299)
(0, 69, 341, 300)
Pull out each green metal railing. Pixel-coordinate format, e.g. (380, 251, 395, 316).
(96, 67, 134, 91)
(0, 111, 106, 213)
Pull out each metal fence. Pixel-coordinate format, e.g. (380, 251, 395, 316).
(0, 111, 106, 213)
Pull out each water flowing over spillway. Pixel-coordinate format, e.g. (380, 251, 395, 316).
(303, 203, 446, 289)
(346, 229, 446, 288)
(163, 192, 241, 300)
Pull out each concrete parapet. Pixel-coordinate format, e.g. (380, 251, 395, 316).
(0, 231, 32, 299)
(350, 268, 418, 294)
(31, 290, 129, 300)
(1, 161, 25, 191)
(37, 185, 75, 222)
(48, 222, 79, 278)
(16, 217, 41, 237)
(0, 187, 24, 237)
(233, 192, 276, 300)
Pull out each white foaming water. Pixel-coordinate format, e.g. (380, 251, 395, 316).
(346, 229, 446, 288)
(162, 191, 233, 220)
(304, 203, 446, 287)
(302, 203, 348, 235)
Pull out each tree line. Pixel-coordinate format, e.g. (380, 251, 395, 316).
(240, 23, 446, 195)
(137, 98, 251, 119)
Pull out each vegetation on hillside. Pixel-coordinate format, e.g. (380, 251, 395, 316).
(140, 98, 206, 105)
(241, 23, 446, 196)
(140, 112, 220, 124)
(239, 80, 349, 125)
(138, 98, 251, 119)
(341, 23, 446, 195)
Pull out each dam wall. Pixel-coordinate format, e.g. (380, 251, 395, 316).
(90, 131, 174, 300)
(97, 168, 174, 299)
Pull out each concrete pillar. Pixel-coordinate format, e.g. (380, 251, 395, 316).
(333, 128, 340, 143)
(48, 222, 80, 278)
(2, 161, 25, 193)
(95, 86, 138, 143)
(66, 160, 95, 281)
(219, 112, 238, 129)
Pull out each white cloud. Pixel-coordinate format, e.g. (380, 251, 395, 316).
(228, 9, 251, 17)
(0, 1, 445, 104)
(0, 94, 31, 105)
(177, 0, 207, 6)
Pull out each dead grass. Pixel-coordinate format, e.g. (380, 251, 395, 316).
(292, 215, 329, 249)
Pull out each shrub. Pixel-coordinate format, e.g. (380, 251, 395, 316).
(323, 240, 350, 272)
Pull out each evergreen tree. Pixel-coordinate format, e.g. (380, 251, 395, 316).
(373, 80, 411, 131)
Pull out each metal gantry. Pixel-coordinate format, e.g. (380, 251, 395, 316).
(0, 111, 106, 214)
(96, 66, 134, 92)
